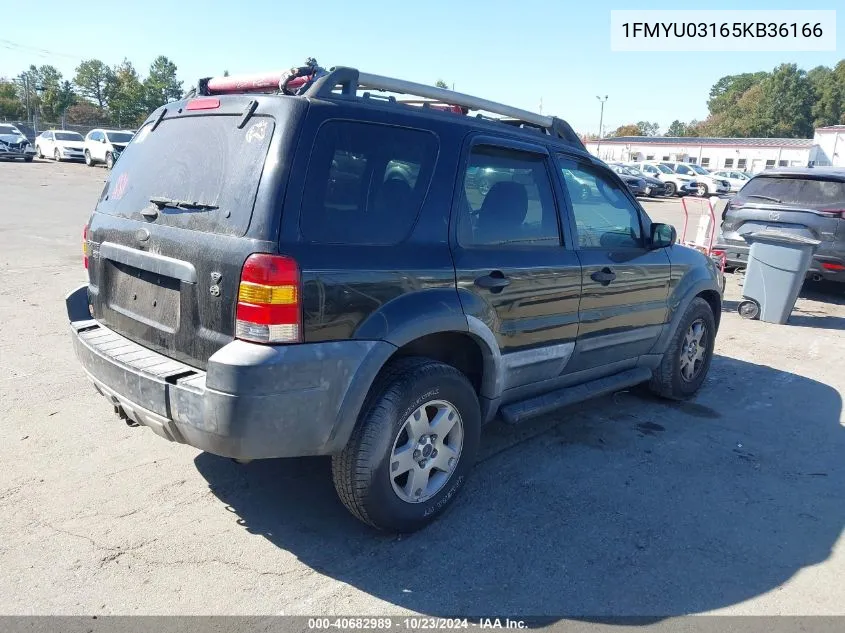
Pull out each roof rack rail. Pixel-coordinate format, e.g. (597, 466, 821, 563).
(306, 67, 584, 147)
(190, 65, 585, 149)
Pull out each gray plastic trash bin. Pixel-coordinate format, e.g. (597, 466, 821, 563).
(739, 230, 821, 324)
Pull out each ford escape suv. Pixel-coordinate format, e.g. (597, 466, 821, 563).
(66, 64, 723, 532)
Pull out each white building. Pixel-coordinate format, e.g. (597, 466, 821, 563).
(813, 125, 845, 166)
(584, 133, 843, 172)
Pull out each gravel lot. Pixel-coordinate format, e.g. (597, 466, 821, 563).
(1, 160, 844, 617)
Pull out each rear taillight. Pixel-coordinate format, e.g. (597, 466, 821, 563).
(235, 254, 301, 344)
(82, 225, 88, 269)
(820, 209, 845, 219)
(821, 262, 845, 272)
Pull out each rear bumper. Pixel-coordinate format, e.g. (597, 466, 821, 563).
(714, 240, 845, 282)
(66, 284, 395, 459)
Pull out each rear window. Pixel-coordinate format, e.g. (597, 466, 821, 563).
(96, 115, 275, 236)
(300, 121, 438, 244)
(737, 176, 845, 210)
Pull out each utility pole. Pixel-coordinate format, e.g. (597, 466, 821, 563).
(539, 97, 543, 115)
(20, 75, 31, 127)
(596, 95, 608, 154)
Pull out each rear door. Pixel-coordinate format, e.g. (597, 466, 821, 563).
(556, 154, 671, 373)
(86, 97, 296, 368)
(452, 137, 583, 394)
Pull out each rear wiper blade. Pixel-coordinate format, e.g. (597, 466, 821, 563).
(746, 194, 782, 203)
(149, 196, 219, 210)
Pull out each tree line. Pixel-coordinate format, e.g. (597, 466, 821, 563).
(596, 60, 845, 140)
(0, 56, 185, 128)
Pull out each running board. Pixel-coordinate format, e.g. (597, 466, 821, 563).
(499, 367, 653, 425)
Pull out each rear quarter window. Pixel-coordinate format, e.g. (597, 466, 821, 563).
(738, 176, 845, 209)
(299, 121, 438, 244)
(96, 114, 275, 236)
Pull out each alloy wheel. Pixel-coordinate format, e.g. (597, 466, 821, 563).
(389, 399, 464, 503)
(679, 318, 708, 382)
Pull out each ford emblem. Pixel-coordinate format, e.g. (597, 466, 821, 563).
(135, 228, 151, 242)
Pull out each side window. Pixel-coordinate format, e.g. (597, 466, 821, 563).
(92, 131, 102, 142)
(458, 145, 560, 248)
(300, 121, 438, 245)
(558, 156, 644, 250)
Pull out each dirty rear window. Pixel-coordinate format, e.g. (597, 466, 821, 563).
(96, 115, 275, 236)
(737, 176, 845, 210)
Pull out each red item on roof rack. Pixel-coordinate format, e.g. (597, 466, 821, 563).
(206, 72, 310, 95)
(205, 58, 325, 96)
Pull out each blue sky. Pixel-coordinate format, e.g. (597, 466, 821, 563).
(1, 0, 842, 134)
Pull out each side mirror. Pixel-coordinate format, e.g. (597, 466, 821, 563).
(650, 223, 676, 249)
(101, 138, 106, 143)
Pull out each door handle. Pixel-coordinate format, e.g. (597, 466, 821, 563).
(474, 271, 511, 292)
(141, 207, 159, 220)
(591, 267, 617, 285)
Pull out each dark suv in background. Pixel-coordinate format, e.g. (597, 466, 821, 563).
(716, 168, 845, 284)
(66, 66, 723, 532)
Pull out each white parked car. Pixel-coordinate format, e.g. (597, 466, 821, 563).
(628, 162, 699, 197)
(0, 123, 35, 162)
(83, 128, 134, 169)
(660, 161, 731, 197)
(35, 130, 86, 162)
(709, 169, 752, 193)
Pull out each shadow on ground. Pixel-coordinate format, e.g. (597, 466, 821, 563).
(194, 355, 844, 617)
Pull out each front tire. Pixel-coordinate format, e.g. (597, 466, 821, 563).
(697, 183, 709, 197)
(53, 148, 61, 162)
(106, 152, 114, 170)
(332, 357, 481, 533)
(664, 182, 677, 197)
(84, 150, 93, 166)
(648, 297, 716, 400)
(35, 145, 43, 159)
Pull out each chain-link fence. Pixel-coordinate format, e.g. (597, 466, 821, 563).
(1, 118, 116, 141)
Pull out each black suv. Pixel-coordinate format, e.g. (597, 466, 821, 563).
(716, 168, 845, 284)
(66, 66, 723, 532)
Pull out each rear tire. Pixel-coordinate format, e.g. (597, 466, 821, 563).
(664, 182, 677, 196)
(24, 156, 33, 163)
(53, 148, 61, 162)
(332, 357, 481, 533)
(35, 145, 43, 159)
(106, 152, 114, 170)
(697, 183, 709, 197)
(648, 297, 716, 400)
